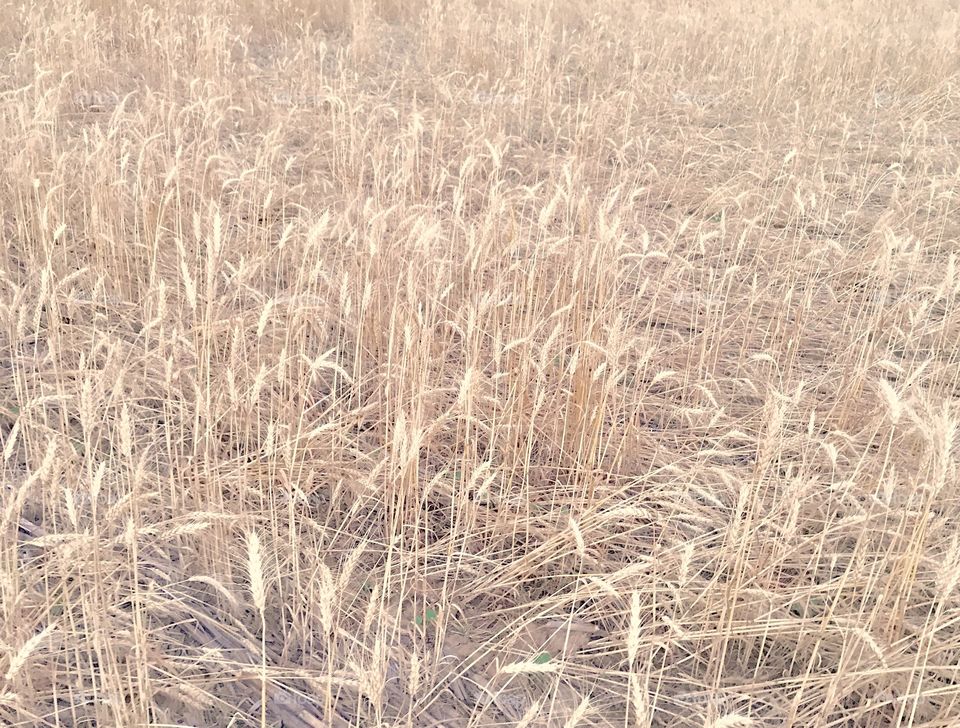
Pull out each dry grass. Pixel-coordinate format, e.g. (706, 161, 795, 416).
(1, 0, 960, 725)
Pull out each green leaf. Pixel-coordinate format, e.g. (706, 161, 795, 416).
(415, 608, 439, 627)
(532, 651, 551, 664)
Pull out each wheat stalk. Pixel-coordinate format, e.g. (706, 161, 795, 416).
(4, 624, 57, 682)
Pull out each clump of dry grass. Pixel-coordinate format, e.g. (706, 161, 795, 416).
(1, 0, 960, 726)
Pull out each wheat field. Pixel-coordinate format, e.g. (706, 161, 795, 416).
(1, 0, 959, 726)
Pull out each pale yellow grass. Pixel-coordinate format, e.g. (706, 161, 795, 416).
(1, 0, 960, 726)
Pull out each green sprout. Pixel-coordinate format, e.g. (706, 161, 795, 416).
(532, 651, 551, 664)
(415, 607, 439, 627)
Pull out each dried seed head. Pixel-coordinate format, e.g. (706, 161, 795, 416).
(246, 531, 266, 614)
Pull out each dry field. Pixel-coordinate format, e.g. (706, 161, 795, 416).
(1, 0, 960, 726)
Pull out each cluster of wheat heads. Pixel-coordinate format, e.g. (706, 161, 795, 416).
(1, 0, 960, 726)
